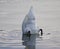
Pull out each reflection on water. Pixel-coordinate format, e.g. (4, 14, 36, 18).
(22, 34, 36, 49)
(22, 34, 42, 49)
(0, 31, 60, 49)
(25, 45, 35, 49)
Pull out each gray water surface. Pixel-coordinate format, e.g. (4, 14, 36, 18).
(0, 31, 60, 49)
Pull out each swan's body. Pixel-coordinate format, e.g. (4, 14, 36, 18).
(22, 7, 36, 34)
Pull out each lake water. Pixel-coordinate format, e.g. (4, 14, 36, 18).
(0, 30, 60, 49)
(0, 0, 60, 49)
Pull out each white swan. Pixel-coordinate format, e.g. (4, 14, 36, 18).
(22, 6, 36, 34)
(22, 6, 43, 38)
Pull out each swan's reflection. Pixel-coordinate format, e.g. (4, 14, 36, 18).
(22, 34, 37, 49)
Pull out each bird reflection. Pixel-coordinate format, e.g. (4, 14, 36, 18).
(22, 31, 36, 49)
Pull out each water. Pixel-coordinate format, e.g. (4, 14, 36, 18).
(0, 0, 60, 49)
(0, 30, 60, 49)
